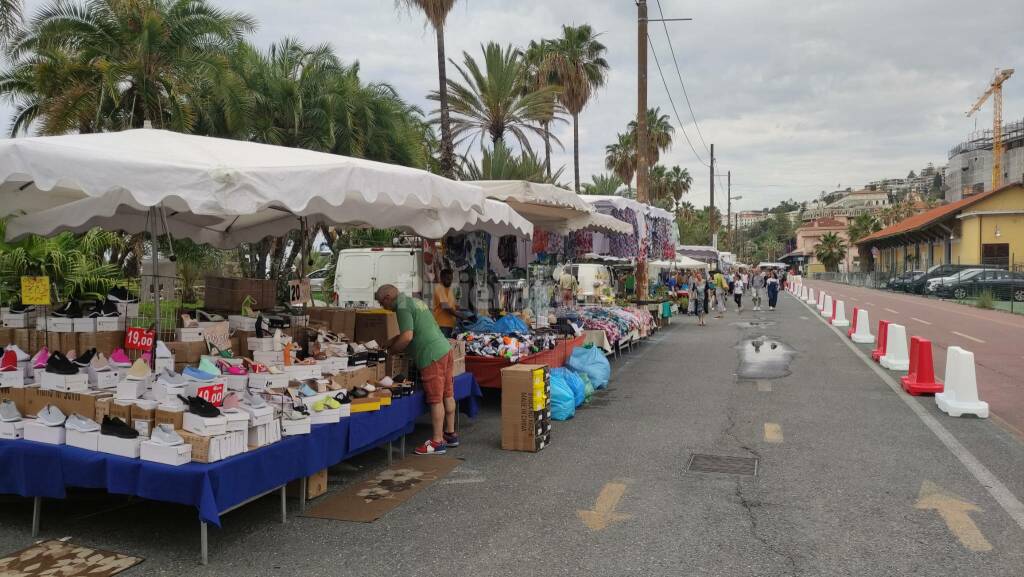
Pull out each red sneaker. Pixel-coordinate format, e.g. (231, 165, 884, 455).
(414, 440, 447, 455)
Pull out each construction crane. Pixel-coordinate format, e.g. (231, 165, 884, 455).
(966, 68, 1014, 190)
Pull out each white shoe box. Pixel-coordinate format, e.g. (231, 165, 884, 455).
(73, 318, 96, 333)
(0, 420, 25, 440)
(35, 316, 47, 330)
(310, 407, 341, 425)
(1, 311, 34, 328)
(152, 382, 185, 403)
(253, 350, 284, 365)
(0, 371, 25, 387)
(183, 412, 228, 436)
(154, 356, 174, 372)
(248, 419, 282, 448)
(66, 429, 100, 451)
(239, 403, 274, 427)
(337, 404, 351, 419)
(88, 367, 121, 389)
(46, 317, 75, 332)
(317, 356, 349, 373)
(24, 420, 66, 445)
(247, 337, 276, 352)
(285, 364, 321, 380)
(175, 327, 205, 342)
(281, 416, 311, 436)
(140, 441, 191, 466)
(229, 315, 257, 332)
(116, 378, 148, 400)
(98, 434, 141, 458)
(222, 374, 248, 392)
(40, 371, 89, 393)
(116, 302, 140, 317)
(95, 317, 122, 332)
(247, 373, 288, 391)
(222, 409, 250, 432)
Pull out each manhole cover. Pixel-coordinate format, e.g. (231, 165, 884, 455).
(687, 454, 758, 476)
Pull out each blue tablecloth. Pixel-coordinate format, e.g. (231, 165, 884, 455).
(0, 373, 484, 527)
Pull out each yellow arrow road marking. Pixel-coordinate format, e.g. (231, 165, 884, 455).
(914, 480, 992, 552)
(764, 423, 783, 443)
(578, 482, 633, 530)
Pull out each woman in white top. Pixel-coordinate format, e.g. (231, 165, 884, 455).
(732, 273, 745, 312)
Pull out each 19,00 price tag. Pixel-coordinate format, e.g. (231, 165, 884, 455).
(124, 327, 156, 352)
(195, 382, 225, 407)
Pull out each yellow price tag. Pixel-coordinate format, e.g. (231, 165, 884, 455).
(20, 276, 51, 306)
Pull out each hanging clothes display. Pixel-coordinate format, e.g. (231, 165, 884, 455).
(498, 235, 518, 269)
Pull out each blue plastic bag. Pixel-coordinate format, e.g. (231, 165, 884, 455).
(465, 316, 496, 333)
(552, 367, 585, 408)
(549, 370, 576, 421)
(567, 345, 611, 389)
(493, 314, 529, 335)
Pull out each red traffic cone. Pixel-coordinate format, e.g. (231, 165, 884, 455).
(900, 337, 943, 395)
(848, 308, 859, 338)
(871, 320, 890, 362)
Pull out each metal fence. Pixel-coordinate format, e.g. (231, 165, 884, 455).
(811, 257, 1024, 315)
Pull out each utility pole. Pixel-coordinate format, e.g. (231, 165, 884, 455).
(710, 143, 716, 249)
(636, 1, 648, 205)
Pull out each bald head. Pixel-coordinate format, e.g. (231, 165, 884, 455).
(375, 284, 399, 310)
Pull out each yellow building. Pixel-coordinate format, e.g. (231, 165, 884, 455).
(856, 181, 1024, 272)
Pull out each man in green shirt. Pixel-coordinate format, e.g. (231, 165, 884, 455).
(375, 285, 456, 455)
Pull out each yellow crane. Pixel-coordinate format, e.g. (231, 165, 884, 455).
(966, 68, 1014, 190)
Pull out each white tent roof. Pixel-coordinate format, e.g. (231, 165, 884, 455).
(461, 199, 533, 237)
(466, 179, 630, 235)
(0, 129, 488, 245)
(582, 194, 675, 221)
(676, 255, 709, 269)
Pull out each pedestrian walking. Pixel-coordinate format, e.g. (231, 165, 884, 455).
(690, 272, 707, 326)
(767, 271, 780, 311)
(751, 269, 767, 311)
(712, 270, 728, 318)
(733, 273, 745, 312)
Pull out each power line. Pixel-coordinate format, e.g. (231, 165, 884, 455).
(647, 35, 709, 167)
(655, 0, 710, 155)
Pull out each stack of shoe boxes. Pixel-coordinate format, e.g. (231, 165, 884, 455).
(500, 364, 552, 452)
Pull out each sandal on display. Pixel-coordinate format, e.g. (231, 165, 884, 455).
(240, 296, 257, 318)
(242, 358, 267, 373)
(255, 314, 267, 339)
(196, 310, 225, 323)
(181, 314, 200, 329)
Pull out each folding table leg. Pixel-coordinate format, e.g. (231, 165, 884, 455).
(299, 478, 307, 513)
(280, 486, 287, 523)
(400, 435, 405, 457)
(200, 521, 208, 565)
(31, 497, 41, 537)
(386, 441, 393, 466)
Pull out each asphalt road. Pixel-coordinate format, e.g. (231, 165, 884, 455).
(2, 295, 1024, 576)
(803, 279, 1024, 437)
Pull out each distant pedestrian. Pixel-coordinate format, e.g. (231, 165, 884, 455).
(751, 269, 767, 311)
(712, 270, 728, 318)
(733, 273, 745, 311)
(691, 272, 707, 326)
(767, 271, 780, 311)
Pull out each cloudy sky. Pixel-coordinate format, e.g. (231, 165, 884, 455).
(3, 0, 1023, 212)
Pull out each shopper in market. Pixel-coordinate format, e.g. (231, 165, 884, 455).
(375, 284, 456, 455)
(559, 268, 579, 307)
(732, 273, 745, 312)
(690, 271, 707, 326)
(712, 269, 728, 318)
(432, 268, 462, 337)
(751, 268, 767, 311)
(766, 270, 781, 311)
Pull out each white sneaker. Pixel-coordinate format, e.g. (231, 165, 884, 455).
(156, 340, 173, 359)
(37, 404, 67, 427)
(150, 423, 184, 446)
(243, 391, 267, 409)
(65, 413, 100, 432)
(0, 400, 21, 422)
(157, 368, 187, 386)
(6, 344, 29, 362)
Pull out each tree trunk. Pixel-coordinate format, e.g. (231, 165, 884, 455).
(543, 121, 552, 179)
(572, 112, 580, 192)
(436, 24, 455, 178)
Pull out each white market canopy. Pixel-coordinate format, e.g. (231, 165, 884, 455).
(676, 255, 709, 269)
(581, 194, 675, 222)
(0, 129, 491, 246)
(467, 180, 633, 236)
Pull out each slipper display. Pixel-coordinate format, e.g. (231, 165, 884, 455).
(243, 391, 267, 409)
(90, 352, 112, 372)
(37, 405, 67, 427)
(178, 395, 221, 418)
(52, 301, 83, 318)
(101, 415, 139, 439)
(333, 391, 351, 405)
(157, 368, 188, 386)
(0, 349, 18, 372)
(0, 400, 22, 422)
(198, 357, 221, 376)
(222, 392, 241, 410)
(183, 366, 217, 382)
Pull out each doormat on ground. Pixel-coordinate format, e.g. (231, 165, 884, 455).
(0, 539, 143, 576)
(302, 456, 462, 522)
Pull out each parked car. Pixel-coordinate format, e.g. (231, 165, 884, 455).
(930, 269, 1024, 301)
(924, 268, 989, 293)
(307, 267, 330, 291)
(907, 263, 977, 294)
(887, 270, 925, 292)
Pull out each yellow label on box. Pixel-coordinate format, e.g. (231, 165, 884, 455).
(20, 276, 51, 305)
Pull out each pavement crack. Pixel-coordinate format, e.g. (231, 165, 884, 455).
(723, 409, 762, 459)
(734, 479, 799, 576)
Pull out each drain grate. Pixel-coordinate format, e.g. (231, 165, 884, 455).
(687, 454, 758, 476)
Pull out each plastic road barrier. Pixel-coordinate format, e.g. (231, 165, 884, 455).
(900, 337, 943, 395)
(852, 309, 875, 344)
(880, 323, 910, 371)
(935, 347, 989, 418)
(871, 320, 890, 361)
(831, 300, 850, 328)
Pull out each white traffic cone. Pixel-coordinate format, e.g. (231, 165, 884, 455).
(831, 300, 850, 327)
(880, 323, 910, 371)
(817, 291, 825, 309)
(935, 346, 988, 418)
(851, 308, 874, 343)
(820, 294, 833, 317)
(805, 287, 816, 304)
(801, 286, 809, 301)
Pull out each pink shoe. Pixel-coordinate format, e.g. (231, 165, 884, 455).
(142, 351, 152, 363)
(222, 392, 241, 409)
(110, 348, 132, 367)
(218, 359, 247, 376)
(32, 347, 49, 369)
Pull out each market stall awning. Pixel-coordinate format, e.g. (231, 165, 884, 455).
(675, 255, 709, 269)
(467, 180, 625, 235)
(563, 211, 634, 235)
(457, 199, 533, 237)
(676, 245, 720, 262)
(0, 129, 488, 245)
(581, 194, 675, 222)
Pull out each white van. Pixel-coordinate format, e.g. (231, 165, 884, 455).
(333, 248, 423, 307)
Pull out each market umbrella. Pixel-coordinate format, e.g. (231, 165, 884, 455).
(466, 180, 632, 235)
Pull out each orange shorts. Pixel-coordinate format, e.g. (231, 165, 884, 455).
(421, 349, 454, 404)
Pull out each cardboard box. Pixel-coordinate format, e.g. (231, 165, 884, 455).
(284, 364, 321, 380)
(166, 340, 207, 362)
(228, 315, 257, 332)
(76, 331, 125, 353)
(24, 420, 66, 444)
(39, 371, 89, 393)
(310, 308, 357, 341)
(154, 406, 185, 430)
(369, 389, 392, 406)
(46, 317, 75, 333)
(66, 429, 100, 451)
(317, 356, 349, 374)
(331, 366, 371, 390)
(179, 430, 218, 463)
(248, 420, 281, 449)
(94, 397, 111, 422)
(183, 412, 227, 436)
(500, 364, 550, 453)
(354, 311, 399, 345)
(115, 379, 147, 401)
(385, 353, 409, 379)
(247, 336, 276, 353)
(349, 398, 381, 413)
(253, 350, 284, 366)
(0, 419, 25, 440)
(94, 317, 122, 332)
(141, 441, 192, 466)
(174, 327, 205, 342)
(24, 388, 111, 420)
(287, 468, 328, 500)
(247, 373, 288, 391)
(13, 329, 32, 353)
(110, 400, 134, 423)
(88, 367, 121, 389)
(281, 416, 312, 436)
(97, 434, 142, 458)
(45, 333, 78, 354)
(0, 327, 15, 345)
(131, 404, 156, 436)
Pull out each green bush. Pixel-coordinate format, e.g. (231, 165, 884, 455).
(976, 290, 994, 309)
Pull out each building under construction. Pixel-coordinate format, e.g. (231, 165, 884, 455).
(945, 118, 1024, 202)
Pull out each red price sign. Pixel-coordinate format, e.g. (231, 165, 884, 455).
(195, 382, 225, 407)
(125, 327, 156, 352)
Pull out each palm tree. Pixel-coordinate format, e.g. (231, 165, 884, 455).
(396, 0, 458, 177)
(847, 212, 882, 244)
(164, 238, 225, 304)
(648, 164, 692, 210)
(458, 141, 563, 184)
(0, 0, 21, 43)
(523, 39, 565, 178)
(543, 24, 609, 192)
(628, 107, 674, 165)
(436, 42, 559, 151)
(582, 173, 623, 195)
(814, 232, 847, 272)
(3, 0, 254, 135)
(605, 132, 636, 194)
(761, 238, 783, 261)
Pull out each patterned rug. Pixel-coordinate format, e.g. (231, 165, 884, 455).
(0, 540, 142, 576)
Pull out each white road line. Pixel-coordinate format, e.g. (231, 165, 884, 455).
(911, 317, 933, 325)
(866, 302, 876, 306)
(952, 331, 986, 344)
(885, 308, 899, 314)
(794, 295, 1024, 533)
(849, 297, 859, 301)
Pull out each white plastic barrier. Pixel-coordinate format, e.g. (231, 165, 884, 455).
(851, 308, 874, 343)
(880, 323, 910, 371)
(831, 300, 850, 327)
(805, 287, 816, 304)
(935, 346, 988, 418)
(817, 291, 825, 309)
(801, 286, 809, 301)
(820, 294, 833, 317)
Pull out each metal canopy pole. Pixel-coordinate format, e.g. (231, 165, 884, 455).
(150, 207, 161, 366)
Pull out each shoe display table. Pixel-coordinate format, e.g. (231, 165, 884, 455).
(467, 335, 586, 389)
(0, 373, 483, 564)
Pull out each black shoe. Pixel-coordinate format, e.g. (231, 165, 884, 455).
(255, 314, 266, 338)
(349, 387, 369, 399)
(267, 315, 290, 329)
(333, 391, 351, 405)
(178, 394, 220, 418)
(98, 299, 119, 317)
(73, 348, 96, 367)
(101, 415, 139, 439)
(52, 301, 82, 318)
(46, 351, 79, 375)
(107, 287, 138, 303)
(8, 302, 35, 314)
